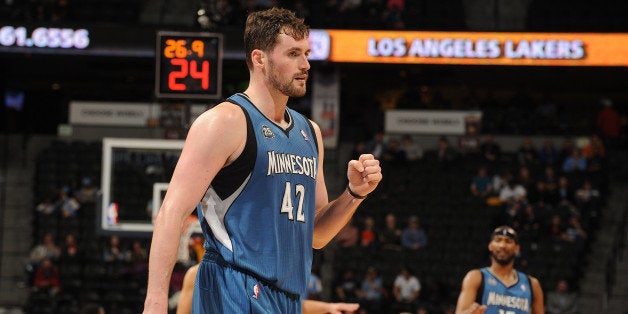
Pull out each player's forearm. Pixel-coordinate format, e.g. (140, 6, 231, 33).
(144, 211, 186, 312)
(312, 190, 362, 249)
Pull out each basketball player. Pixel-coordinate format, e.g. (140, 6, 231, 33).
(176, 264, 360, 314)
(143, 7, 382, 313)
(455, 226, 544, 314)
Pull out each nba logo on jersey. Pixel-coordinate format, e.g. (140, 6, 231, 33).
(300, 129, 309, 141)
(252, 284, 260, 299)
(262, 125, 274, 138)
(521, 284, 526, 292)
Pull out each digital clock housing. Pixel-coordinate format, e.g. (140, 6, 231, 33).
(155, 31, 223, 100)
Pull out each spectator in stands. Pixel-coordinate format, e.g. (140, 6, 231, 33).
(470, 165, 493, 200)
(479, 134, 502, 170)
(59, 186, 80, 218)
(124, 239, 148, 277)
(401, 134, 423, 161)
(556, 176, 574, 206)
(596, 97, 622, 148)
(334, 218, 360, 248)
(537, 165, 559, 205)
(360, 215, 379, 252)
(391, 267, 421, 314)
(103, 235, 129, 266)
(545, 279, 577, 314)
(366, 130, 387, 159)
(379, 213, 402, 251)
(517, 136, 540, 171)
(32, 257, 62, 297)
(29, 232, 61, 267)
(36, 195, 57, 216)
(557, 138, 576, 167)
(382, 138, 407, 164)
(498, 173, 527, 206)
(355, 266, 384, 314)
(538, 139, 559, 167)
(562, 148, 587, 175)
(307, 267, 323, 301)
(400, 215, 428, 252)
(334, 268, 360, 304)
(75, 177, 98, 204)
(436, 136, 457, 164)
(574, 180, 601, 230)
(582, 134, 606, 159)
(517, 166, 537, 202)
(59, 233, 81, 263)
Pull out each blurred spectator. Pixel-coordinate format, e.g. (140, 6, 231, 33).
(59, 186, 80, 218)
(562, 148, 587, 175)
(103, 235, 129, 264)
(545, 279, 577, 314)
(479, 134, 501, 175)
(401, 134, 423, 161)
(59, 233, 81, 263)
(400, 215, 428, 251)
(334, 218, 360, 248)
(537, 166, 559, 205)
(436, 137, 457, 163)
(75, 177, 98, 204)
(80, 303, 106, 314)
(498, 173, 527, 206)
(517, 136, 540, 170)
(29, 232, 61, 268)
(360, 215, 379, 251)
(595, 97, 622, 147)
(124, 239, 148, 276)
(391, 267, 421, 314)
(582, 134, 606, 159)
(557, 138, 576, 167)
(470, 165, 493, 199)
(379, 213, 402, 251)
(356, 266, 384, 313)
(334, 268, 360, 304)
(382, 138, 407, 164)
(32, 257, 62, 297)
(556, 176, 575, 206)
(366, 131, 387, 159)
(538, 139, 559, 167)
(307, 267, 323, 301)
(517, 166, 536, 201)
(36, 195, 57, 216)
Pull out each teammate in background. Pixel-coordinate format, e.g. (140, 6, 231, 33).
(143, 7, 382, 313)
(176, 264, 360, 314)
(455, 226, 544, 314)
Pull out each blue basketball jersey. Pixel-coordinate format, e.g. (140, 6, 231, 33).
(196, 93, 319, 296)
(479, 268, 533, 314)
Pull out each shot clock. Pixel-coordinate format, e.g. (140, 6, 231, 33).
(155, 31, 223, 100)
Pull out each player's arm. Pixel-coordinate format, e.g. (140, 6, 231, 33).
(529, 275, 545, 314)
(144, 103, 246, 313)
(302, 300, 360, 314)
(176, 264, 199, 314)
(309, 122, 382, 249)
(455, 269, 487, 314)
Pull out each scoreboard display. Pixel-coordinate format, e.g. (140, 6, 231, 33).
(155, 31, 223, 100)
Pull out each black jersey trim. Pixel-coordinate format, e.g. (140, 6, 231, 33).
(476, 268, 484, 304)
(211, 99, 256, 199)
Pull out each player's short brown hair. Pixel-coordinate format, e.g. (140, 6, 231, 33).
(244, 7, 309, 70)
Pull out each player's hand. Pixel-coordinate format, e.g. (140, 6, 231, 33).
(347, 154, 382, 197)
(457, 302, 487, 314)
(326, 302, 359, 314)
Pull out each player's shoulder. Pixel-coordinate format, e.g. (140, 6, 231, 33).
(462, 268, 483, 286)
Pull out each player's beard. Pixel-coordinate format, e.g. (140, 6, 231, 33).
(491, 251, 516, 266)
(268, 59, 307, 97)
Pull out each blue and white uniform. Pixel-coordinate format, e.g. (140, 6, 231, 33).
(477, 267, 533, 314)
(192, 93, 319, 313)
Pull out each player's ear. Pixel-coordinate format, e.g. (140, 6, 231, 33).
(251, 49, 265, 68)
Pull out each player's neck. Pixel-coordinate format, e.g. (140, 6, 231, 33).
(489, 264, 518, 285)
(243, 87, 289, 126)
